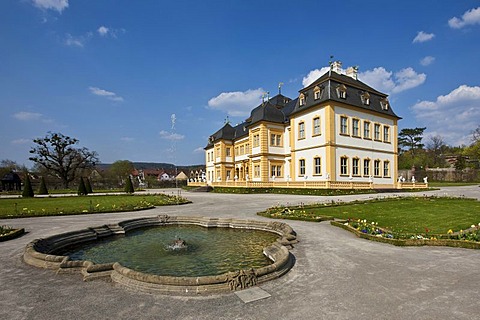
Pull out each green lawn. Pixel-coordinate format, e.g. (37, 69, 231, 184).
(0, 194, 190, 219)
(259, 197, 480, 235)
(427, 182, 480, 187)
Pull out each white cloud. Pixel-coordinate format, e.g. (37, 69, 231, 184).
(97, 26, 109, 36)
(302, 65, 425, 94)
(193, 147, 204, 153)
(411, 85, 480, 146)
(207, 88, 264, 117)
(420, 56, 435, 66)
(11, 138, 30, 145)
(32, 0, 68, 13)
(120, 137, 134, 142)
(359, 67, 426, 94)
(159, 130, 185, 141)
(302, 67, 330, 87)
(13, 111, 43, 121)
(65, 33, 92, 48)
(96, 26, 125, 38)
(412, 31, 435, 43)
(89, 86, 124, 102)
(448, 7, 480, 29)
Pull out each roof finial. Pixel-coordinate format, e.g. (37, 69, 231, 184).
(224, 116, 230, 124)
(278, 82, 284, 95)
(328, 55, 334, 76)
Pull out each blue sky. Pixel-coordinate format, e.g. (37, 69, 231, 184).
(1, 0, 479, 166)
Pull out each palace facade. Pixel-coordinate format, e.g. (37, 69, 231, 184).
(198, 62, 412, 189)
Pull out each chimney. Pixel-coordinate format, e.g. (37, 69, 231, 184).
(331, 61, 342, 74)
(346, 66, 358, 80)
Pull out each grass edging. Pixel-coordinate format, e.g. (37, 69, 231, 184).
(331, 221, 480, 249)
(0, 228, 25, 242)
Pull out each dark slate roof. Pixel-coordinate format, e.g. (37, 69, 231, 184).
(205, 94, 296, 148)
(292, 70, 401, 119)
(1, 171, 21, 182)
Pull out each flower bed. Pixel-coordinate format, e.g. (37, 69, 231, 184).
(258, 204, 334, 222)
(332, 220, 480, 249)
(0, 225, 25, 241)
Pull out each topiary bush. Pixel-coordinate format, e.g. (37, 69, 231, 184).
(85, 177, 93, 194)
(124, 176, 135, 194)
(77, 177, 88, 196)
(38, 176, 49, 195)
(22, 174, 34, 198)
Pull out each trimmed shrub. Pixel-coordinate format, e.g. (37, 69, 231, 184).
(77, 177, 88, 196)
(22, 174, 34, 198)
(85, 178, 93, 194)
(124, 176, 135, 194)
(38, 176, 49, 195)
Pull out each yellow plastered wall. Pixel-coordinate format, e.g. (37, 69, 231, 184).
(289, 118, 295, 181)
(324, 104, 336, 179)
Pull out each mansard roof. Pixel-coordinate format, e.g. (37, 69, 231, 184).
(292, 70, 401, 119)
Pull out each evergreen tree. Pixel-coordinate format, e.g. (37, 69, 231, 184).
(124, 176, 135, 194)
(85, 177, 93, 194)
(77, 177, 88, 195)
(38, 176, 49, 195)
(22, 173, 34, 198)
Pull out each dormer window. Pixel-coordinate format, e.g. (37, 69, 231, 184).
(336, 84, 347, 99)
(361, 92, 370, 105)
(299, 93, 306, 106)
(380, 98, 389, 110)
(313, 86, 322, 100)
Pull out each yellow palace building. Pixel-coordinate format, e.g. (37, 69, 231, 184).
(191, 62, 425, 190)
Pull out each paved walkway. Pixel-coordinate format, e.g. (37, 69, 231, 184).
(1, 186, 479, 320)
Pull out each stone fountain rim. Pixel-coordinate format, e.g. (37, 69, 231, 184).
(23, 215, 297, 295)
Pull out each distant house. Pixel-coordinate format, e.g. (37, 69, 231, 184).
(1, 171, 22, 191)
(176, 171, 188, 180)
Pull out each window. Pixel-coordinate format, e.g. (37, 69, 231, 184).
(340, 116, 349, 135)
(234, 147, 238, 156)
(340, 157, 348, 175)
(383, 126, 390, 142)
(364, 121, 371, 139)
(314, 86, 322, 100)
(380, 98, 389, 110)
(352, 119, 360, 137)
(245, 143, 249, 153)
(226, 147, 231, 157)
(270, 133, 282, 147)
(216, 147, 220, 158)
(361, 92, 370, 105)
(298, 122, 305, 139)
(299, 93, 306, 106)
(374, 124, 381, 140)
(313, 117, 321, 136)
(336, 84, 347, 99)
(240, 145, 244, 155)
(299, 159, 305, 176)
(254, 164, 260, 178)
(314, 157, 321, 175)
(226, 170, 231, 180)
(253, 134, 260, 147)
(271, 165, 282, 177)
(374, 160, 381, 177)
(363, 159, 370, 176)
(383, 161, 390, 177)
(352, 158, 359, 176)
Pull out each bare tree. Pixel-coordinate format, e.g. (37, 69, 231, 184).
(426, 135, 447, 167)
(29, 132, 99, 188)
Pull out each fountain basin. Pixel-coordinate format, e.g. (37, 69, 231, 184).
(23, 215, 297, 294)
